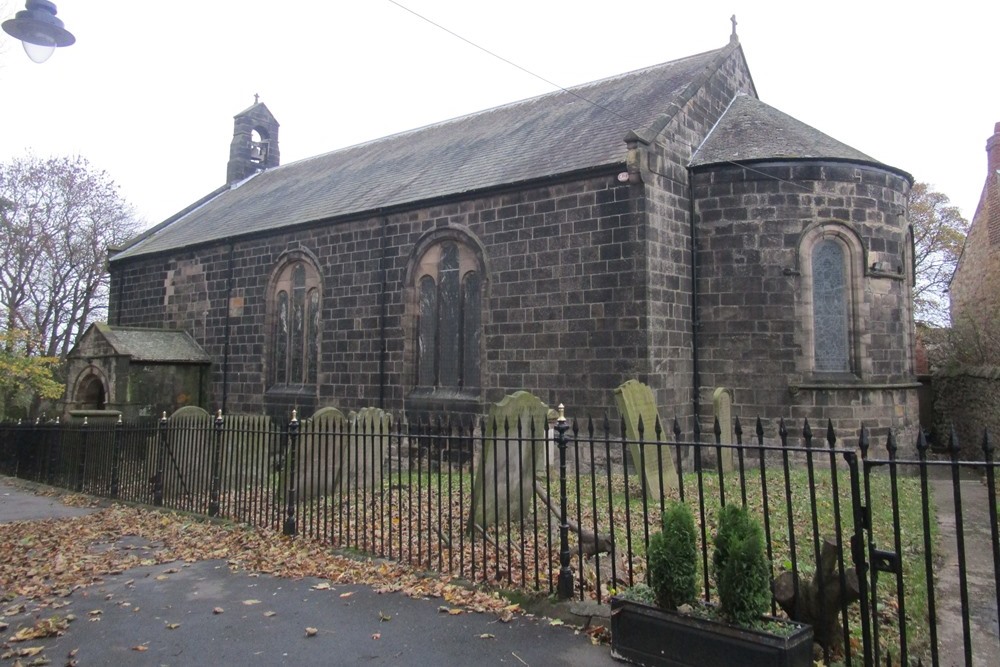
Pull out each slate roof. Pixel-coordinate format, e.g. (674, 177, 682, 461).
(690, 93, 884, 167)
(113, 43, 737, 260)
(92, 325, 210, 363)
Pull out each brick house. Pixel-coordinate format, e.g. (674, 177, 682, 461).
(78, 31, 919, 440)
(950, 122, 1000, 337)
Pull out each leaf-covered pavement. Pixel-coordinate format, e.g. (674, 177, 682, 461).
(1, 487, 566, 665)
(0, 497, 515, 618)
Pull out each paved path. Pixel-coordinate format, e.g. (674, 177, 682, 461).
(930, 474, 1000, 667)
(0, 478, 617, 666)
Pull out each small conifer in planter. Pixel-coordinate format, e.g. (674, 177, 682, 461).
(713, 503, 772, 626)
(647, 500, 698, 610)
(611, 502, 813, 667)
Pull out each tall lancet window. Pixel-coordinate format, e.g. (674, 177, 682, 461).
(812, 239, 850, 372)
(413, 239, 482, 392)
(269, 256, 321, 387)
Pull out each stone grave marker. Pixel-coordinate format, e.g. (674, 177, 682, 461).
(712, 387, 736, 472)
(613, 379, 678, 501)
(469, 391, 551, 529)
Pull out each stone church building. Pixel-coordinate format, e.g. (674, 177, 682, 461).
(71, 30, 919, 440)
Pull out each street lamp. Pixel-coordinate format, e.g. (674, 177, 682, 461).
(2, 1, 75, 64)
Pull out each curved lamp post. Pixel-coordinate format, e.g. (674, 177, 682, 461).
(2, 0, 75, 63)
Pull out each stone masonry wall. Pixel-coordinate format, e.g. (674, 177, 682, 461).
(110, 170, 647, 421)
(691, 162, 920, 446)
(932, 368, 1000, 459)
(636, 43, 757, 429)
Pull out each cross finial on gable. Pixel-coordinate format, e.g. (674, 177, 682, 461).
(730, 15, 738, 42)
(254, 93, 259, 105)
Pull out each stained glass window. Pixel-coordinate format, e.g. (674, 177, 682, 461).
(812, 239, 849, 372)
(270, 260, 321, 386)
(415, 240, 481, 391)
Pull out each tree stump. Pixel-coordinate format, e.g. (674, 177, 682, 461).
(773, 537, 860, 651)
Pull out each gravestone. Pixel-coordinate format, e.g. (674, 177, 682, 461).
(712, 387, 736, 472)
(469, 391, 551, 529)
(158, 407, 215, 505)
(291, 407, 390, 501)
(294, 407, 347, 500)
(221, 414, 274, 488)
(344, 407, 391, 491)
(613, 380, 677, 501)
(170, 406, 211, 420)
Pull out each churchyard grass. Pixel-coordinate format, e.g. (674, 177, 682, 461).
(218, 457, 932, 665)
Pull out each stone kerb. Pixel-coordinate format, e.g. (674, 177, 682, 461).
(613, 379, 678, 501)
(469, 391, 552, 530)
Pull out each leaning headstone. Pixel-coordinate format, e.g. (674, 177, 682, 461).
(712, 387, 736, 473)
(613, 380, 678, 501)
(469, 391, 551, 530)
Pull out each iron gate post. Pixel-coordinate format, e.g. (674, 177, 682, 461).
(208, 410, 224, 517)
(283, 410, 299, 536)
(845, 449, 873, 667)
(76, 417, 88, 493)
(109, 415, 123, 499)
(555, 404, 574, 599)
(153, 412, 167, 506)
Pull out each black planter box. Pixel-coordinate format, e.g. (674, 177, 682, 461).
(610, 597, 813, 667)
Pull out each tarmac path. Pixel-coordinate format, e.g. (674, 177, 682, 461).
(0, 477, 617, 666)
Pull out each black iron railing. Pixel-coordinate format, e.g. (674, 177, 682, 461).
(2, 412, 998, 666)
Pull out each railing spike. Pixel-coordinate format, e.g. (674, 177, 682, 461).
(826, 419, 836, 448)
(916, 427, 929, 454)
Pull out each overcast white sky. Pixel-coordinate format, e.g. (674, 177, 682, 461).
(1, 1, 997, 227)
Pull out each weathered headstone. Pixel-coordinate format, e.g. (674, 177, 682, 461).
(712, 387, 736, 472)
(613, 380, 678, 501)
(170, 406, 211, 421)
(344, 407, 391, 492)
(469, 391, 551, 529)
(159, 407, 214, 505)
(222, 414, 274, 488)
(294, 407, 347, 500)
(291, 406, 391, 501)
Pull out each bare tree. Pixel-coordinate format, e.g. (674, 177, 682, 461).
(908, 182, 969, 325)
(0, 155, 142, 361)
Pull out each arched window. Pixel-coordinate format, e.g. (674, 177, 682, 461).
(812, 239, 850, 372)
(798, 223, 864, 378)
(268, 256, 321, 387)
(412, 238, 483, 392)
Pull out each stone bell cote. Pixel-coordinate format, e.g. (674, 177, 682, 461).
(227, 98, 280, 184)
